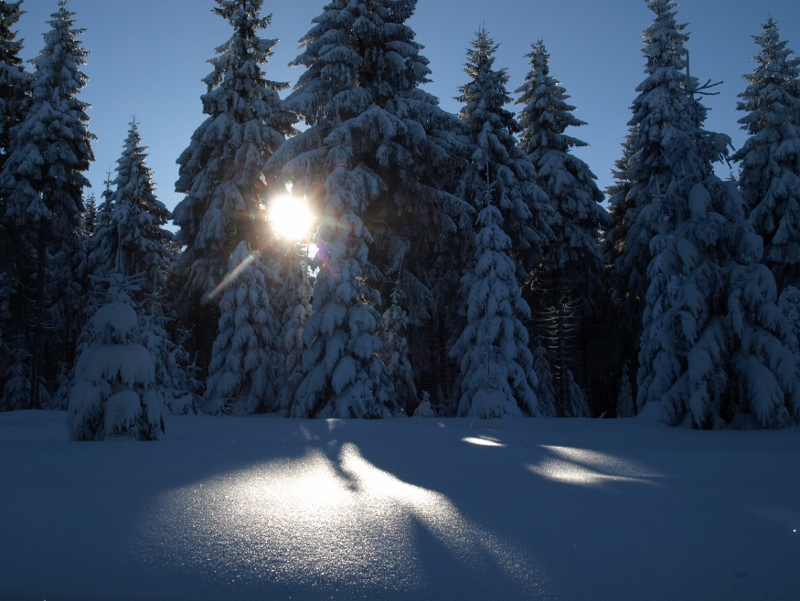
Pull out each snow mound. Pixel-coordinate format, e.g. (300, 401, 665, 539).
(635, 401, 664, 425)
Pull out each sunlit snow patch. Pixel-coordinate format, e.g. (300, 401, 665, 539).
(140, 443, 550, 597)
(525, 445, 663, 487)
(461, 436, 507, 447)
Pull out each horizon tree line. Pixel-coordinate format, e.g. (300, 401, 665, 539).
(1, 0, 799, 436)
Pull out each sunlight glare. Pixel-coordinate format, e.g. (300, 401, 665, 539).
(269, 188, 314, 241)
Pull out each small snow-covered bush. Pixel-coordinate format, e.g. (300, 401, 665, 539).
(66, 300, 164, 441)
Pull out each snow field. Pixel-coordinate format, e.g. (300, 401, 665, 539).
(1, 411, 799, 600)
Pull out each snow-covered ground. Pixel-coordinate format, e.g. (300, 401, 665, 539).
(1, 411, 799, 601)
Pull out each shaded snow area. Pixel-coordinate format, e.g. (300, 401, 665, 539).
(1, 413, 799, 601)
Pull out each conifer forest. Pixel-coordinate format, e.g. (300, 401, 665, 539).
(3, 0, 800, 438)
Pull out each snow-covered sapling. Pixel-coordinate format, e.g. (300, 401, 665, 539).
(66, 292, 164, 441)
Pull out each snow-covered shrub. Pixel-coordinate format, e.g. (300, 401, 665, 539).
(66, 299, 164, 441)
(412, 392, 436, 418)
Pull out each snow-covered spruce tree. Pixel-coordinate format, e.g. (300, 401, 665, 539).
(1, 335, 29, 411)
(270, 243, 312, 415)
(270, 0, 468, 417)
(0, 0, 94, 408)
(733, 18, 800, 291)
(457, 29, 554, 284)
(382, 284, 417, 414)
(532, 339, 557, 417)
(82, 192, 97, 236)
(0, 0, 28, 370)
(516, 39, 609, 309)
(616, 361, 635, 417)
(0, 0, 27, 175)
(602, 132, 637, 323)
(611, 0, 709, 376)
(106, 119, 174, 300)
(640, 177, 799, 428)
(602, 133, 635, 277)
(290, 171, 398, 418)
(516, 39, 609, 410)
(203, 242, 281, 415)
(172, 0, 294, 372)
(451, 28, 553, 413)
(84, 174, 116, 285)
(66, 277, 164, 441)
(450, 183, 540, 418)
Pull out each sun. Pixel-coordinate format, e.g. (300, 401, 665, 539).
(268, 191, 314, 241)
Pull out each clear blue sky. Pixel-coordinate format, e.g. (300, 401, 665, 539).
(14, 0, 800, 216)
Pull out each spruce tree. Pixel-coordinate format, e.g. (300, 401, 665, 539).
(382, 285, 417, 414)
(516, 39, 608, 307)
(83, 192, 97, 236)
(85, 175, 116, 284)
(270, 0, 468, 417)
(0, 0, 27, 175)
(639, 178, 799, 428)
(616, 361, 635, 417)
(733, 18, 800, 291)
(611, 0, 712, 381)
(0, 0, 94, 408)
(273, 243, 312, 416)
(0, 0, 27, 374)
(450, 185, 540, 418)
(106, 119, 174, 300)
(203, 241, 281, 414)
(172, 0, 294, 371)
(457, 29, 554, 281)
(516, 39, 609, 411)
(1, 335, 29, 411)
(532, 339, 557, 417)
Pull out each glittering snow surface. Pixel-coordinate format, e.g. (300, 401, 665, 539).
(1, 411, 799, 600)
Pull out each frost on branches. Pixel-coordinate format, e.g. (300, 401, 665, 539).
(66, 283, 164, 441)
(733, 18, 800, 292)
(203, 242, 281, 415)
(450, 194, 540, 419)
(638, 180, 800, 428)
